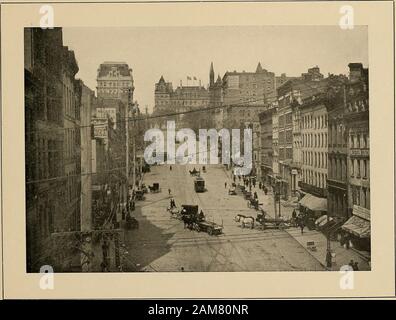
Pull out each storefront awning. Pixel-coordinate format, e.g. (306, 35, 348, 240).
(342, 215, 370, 238)
(299, 194, 327, 212)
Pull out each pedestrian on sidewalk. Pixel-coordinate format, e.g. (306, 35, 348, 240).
(170, 165, 172, 171)
(349, 259, 355, 270)
(326, 250, 332, 269)
(254, 191, 258, 199)
(225, 182, 227, 189)
(299, 221, 305, 234)
(168, 188, 171, 196)
(259, 182, 262, 190)
(354, 262, 359, 271)
(345, 235, 351, 249)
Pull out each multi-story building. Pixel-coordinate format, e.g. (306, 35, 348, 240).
(299, 94, 329, 199)
(325, 75, 349, 221)
(271, 105, 279, 181)
(80, 82, 95, 232)
(342, 63, 370, 251)
(25, 28, 82, 271)
(96, 61, 134, 105)
(25, 28, 66, 271)
(153, 75, 210, 130)
(275, 67, 325, 199)
(62, 48, 81, 235)
(258, 106, 275, 185)
(222, 63, 276, 107)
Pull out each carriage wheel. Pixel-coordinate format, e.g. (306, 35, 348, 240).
(278, 222, 285, 230)
(194, 223, 201, 232)
(208, 228, 213, 236)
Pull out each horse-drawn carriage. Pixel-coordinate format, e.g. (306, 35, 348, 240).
(243, 191, 252, 200)
(140, 183, 148, 194)
(135, 190, 145, 201)
(228, 187, 237, 195)
(148, 182, 161, 193)
(234, 214, 255, 229)
(171, 204, 223, 236)
(189, 168, 200, 177)
(247, 197, 262, 210)
(256, 210, 289, 230)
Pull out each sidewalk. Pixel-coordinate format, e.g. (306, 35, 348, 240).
(220, 168, 371, 270)
(258, 190, 370, 271)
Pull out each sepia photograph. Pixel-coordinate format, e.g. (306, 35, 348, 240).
(24, 25, 371, 273)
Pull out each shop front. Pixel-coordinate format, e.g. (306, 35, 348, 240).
(298, 193, 327, 230)
(341, 205, 371, 252)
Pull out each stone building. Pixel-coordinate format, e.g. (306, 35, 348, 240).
(96, 61, 134, 105)
(153, 74, 210, 130)
(80, 82, 95, 232)
(342, 63, 370, 251)
(24, 28, 83, 271)
(275, 67, 325, 199)
(299, 95, 329, 198)
(258, 106, 276, 185)
(222, 63, 276, 107)
(63, 48, 81, 235)
(325, 75, 350, 221)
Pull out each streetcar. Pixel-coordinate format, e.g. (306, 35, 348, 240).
(194, 177, 205, 192)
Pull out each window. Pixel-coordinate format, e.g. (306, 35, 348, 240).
(356, 159, 361, 177)
(352, 187, 357, 205)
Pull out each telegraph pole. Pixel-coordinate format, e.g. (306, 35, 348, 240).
(125, 88, 131, 214)
(132, 102, 136, 192)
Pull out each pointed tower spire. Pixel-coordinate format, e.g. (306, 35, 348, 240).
(209, 62, 215, 87)
(256, 62, 263, 73)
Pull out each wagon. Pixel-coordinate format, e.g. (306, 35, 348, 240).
(179, 204, 223, 236)
(228, 187, 237, 195)
(193, 220, 223, 236)
(189, 168, 200, 176)
(247, 198, 262, 210)
(244, 191, 252, 200)
(135, 190, 145, 201)
(256, 211, 289, 230)
(148, 183, 161, 193)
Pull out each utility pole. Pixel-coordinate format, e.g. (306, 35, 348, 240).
(132, 101, 136, 192)
(125, 88, 131, 214)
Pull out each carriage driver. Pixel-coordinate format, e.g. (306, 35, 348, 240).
(198, 209, 205, 222)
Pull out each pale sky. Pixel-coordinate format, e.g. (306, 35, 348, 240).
(63, 26, 368, 113)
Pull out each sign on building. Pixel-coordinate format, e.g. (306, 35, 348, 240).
(96, 108, 117, 129)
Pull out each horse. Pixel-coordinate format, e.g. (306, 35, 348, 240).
(181, 213, 195, 229)
(167, 206, 180, 219)
(234, 214, 255, 229)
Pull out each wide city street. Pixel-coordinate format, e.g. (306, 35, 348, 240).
(123, 164, 325, 272)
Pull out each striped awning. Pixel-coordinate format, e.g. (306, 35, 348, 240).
(299, 194, 327, 212)
(342, 215, 370, 238)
